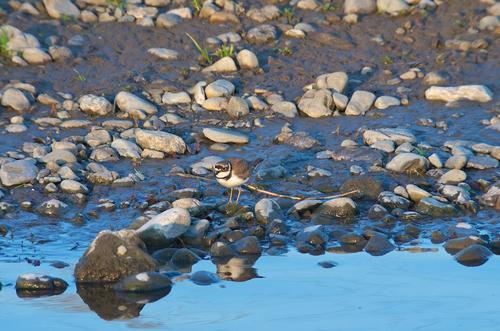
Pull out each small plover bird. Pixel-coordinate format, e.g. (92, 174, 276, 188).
(213, 158, 263, 203)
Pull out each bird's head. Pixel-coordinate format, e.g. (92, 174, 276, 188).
(213, 161, 231, 179)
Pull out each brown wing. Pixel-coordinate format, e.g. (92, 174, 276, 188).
(227, 158, 251, 179)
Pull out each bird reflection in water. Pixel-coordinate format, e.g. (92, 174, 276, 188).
(214, 255, 262, 282)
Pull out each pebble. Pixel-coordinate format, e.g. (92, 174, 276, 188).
(386, 153, 429, 173)
(78, 94, 113, 116)
(236, 49, 259, 69)
(271, 101, 298, 118)
(374, 96, 400, 109)
(345, 90, 376, 116)
(162, 91, 191, 105)
(226, 96, 250, 118)
(42, 0, 80, 19)
(148, 48, 179, 60)
(115, 91, 158, 115)
(298, 89, 333, 118)
(344, 0, 376, 14)
(1, 88, 31, 112)
(202, 57, 237, 73)
(135, 129, 187, 154)
(114, 272, 172, 292)
(315, 72, 348, 93)
(205, 80, 235, 98)
(202, 128, 249, 144)
(438, 169, 467, 185)
(425, 85, 493, 103)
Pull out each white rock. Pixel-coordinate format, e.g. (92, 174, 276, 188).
(298, 89, 333, 118)
(272, 101, 298, 118)
(425, 85, 493, 103)
(115, 91, 158, 115)
(0, 159, 38, 187)
(363, 128, 416, 145)
(1, 88, 30, 112)
(21, 48, 52, 64)
(236, 49, 259, 69)
(202, 128, 249, 144)
(315, 72, 348, 93)
(111, 139, 142, 159)
(202, 57, 237, 73)
(386, 153, 429, 173)
(162, 91, 191, 105)
(60, 179, 89, 194)
(42, 0, 80, 19)
(344, 0, 376, 14)
(78, 94, 113, 116)
(205, 80, 235, 98)
(135, 129, 186, 154)
(148, 48, 179, 60)
(345, 90, 376, 115)
(374, 96, 400, 109)
(136, 208, 191, 242)
(377, 0, 409, 15)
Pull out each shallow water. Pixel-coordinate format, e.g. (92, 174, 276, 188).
(1, 247, 499, 331)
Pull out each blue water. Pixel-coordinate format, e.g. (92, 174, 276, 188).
(1, 249, 499, 331)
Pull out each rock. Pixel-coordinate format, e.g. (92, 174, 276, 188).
(0, 159, 37, 187)
(209, 11, 240, 24)
(115, 91, 157, 115)
(377, 0, 409, 15)
(170, 248, 201, 267)
(246, 24, 278, 44)
(405, 184, 431, 202)
(478, 16, 499, 31)
(340, 176, 383, 200)
(438, 169, 467, 185)
(374, 96, 400, 109)
(386, 153, 429, 173)
(135, 208, 191, 247)
(364, 233, 394, 256)
(371, 140, 395, 153)
(344, 0, 376, 14)
(135, 129, 186, 154)
(148, 48, 179, 60)
(247, 5, 280, 23)
(21, 48, 52, 64)
(37, 199, 68, 217)
(202, 128, 249, 144)
(43, 0, 80, 19)
(480, 184, 499, 208)
(298, 89, 333, 118)
(48, 46, 73, 61)
(42, 150, 77, 164)
(271, 101, 298, 118)
(226, 96, 250, 118)
(202, 97, 228, 111)
(255, 199, 283, 225)
(333, 92, 349, 110)
(205, 80, 235, 98)
(156, 13, 183, 28)
(74, 230, 157, 283)
(274, 124, 319, 150)
(444, 236, 486, 255)
(202, 57, 237, 73)
(454, 244, 493, 267)
(78, 94, 113, 116)
(368, 204, 388, 220)
(467, 155, 499, 170)
(16, 274, 68, 295)
(315, 72, 348, 93)
(415, 197, 458, 218)
(363, 128, 416, 145)
(345, 91, 376, 116)
(210, 241, 236, 257)
(114, 272, 172, 292)
(162, 91, 191, 105)
(190, 271, 219, 286)
(425, 85, 493, 103)
(312, 198, 357, 224)
(231, 236, 262, 255)
(60, 179, 88, 194)
(424, 71, 449, 85)
(378, 191, 411, 209)
(445, 155, 468, 169)
(236, 49, 259, 69)
(1, 88, 30, 112)
(111, 139, 142, 159)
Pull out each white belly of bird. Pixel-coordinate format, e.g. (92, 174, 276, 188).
(216, 175, 248, 188)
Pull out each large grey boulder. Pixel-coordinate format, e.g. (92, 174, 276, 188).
(74, 230, 158, 283)
(0, 159, 38, 187)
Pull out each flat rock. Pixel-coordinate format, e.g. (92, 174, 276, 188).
(148, 48, 179, 60)
(43, 0, 80, 19)
(115, 91, 158, 115)
(136, 208, 191, 247)
(425, 85, 493, 103)
(203, 128, 249, 144)
(135, 129, 186, 154)
(386, 153, 429, 173)
(415, 197, 458, 218)
(0, 159, 38, 187)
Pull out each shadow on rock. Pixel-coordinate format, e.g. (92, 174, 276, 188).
(76, 283, 169, 321)
(214, 255, 262, 282)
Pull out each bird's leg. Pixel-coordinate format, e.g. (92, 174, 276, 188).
(229, 187, 233, 203)
(236, 187, 242, 204)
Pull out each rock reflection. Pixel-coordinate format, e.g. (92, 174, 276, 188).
(16, 287, 67, 298)
(76, 283, 170, 321)
(214, 255, 262, 282)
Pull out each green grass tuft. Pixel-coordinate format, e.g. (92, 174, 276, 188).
(185, 32, 213, 64)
